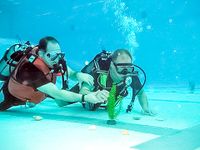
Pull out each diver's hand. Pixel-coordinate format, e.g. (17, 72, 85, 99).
(141, 109, 157, 116)
(95, 90, 109, 103)
(84, 90, 109, 104)
(76, 72, 94, 87)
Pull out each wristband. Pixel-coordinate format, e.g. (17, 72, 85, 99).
(81, 95, 86, 107)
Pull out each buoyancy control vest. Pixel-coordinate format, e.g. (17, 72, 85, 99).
(8, 47, 57, 104)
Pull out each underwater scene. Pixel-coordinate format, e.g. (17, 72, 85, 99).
(0, 0, 200, 150)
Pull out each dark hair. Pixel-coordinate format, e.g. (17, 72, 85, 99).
(38, 36, 59, 52)
(111, 49, 132, 62)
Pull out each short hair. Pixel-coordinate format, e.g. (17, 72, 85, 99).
(111, 49, 132, 62)
(38, 36, 59, 52)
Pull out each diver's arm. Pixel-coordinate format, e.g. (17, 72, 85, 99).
(67, 66, 94, 87)
(79, 82, 94, 94)
(67, 66, 82, 80)
(137, 90, 156, 116)
(67, 66, 77, 80)
(37, 82, 82, 102)
(80, 82, 109, 104)
(37, 82, 106, 104)
(137, 89, 149, 112)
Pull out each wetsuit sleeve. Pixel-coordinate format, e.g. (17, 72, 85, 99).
(130, 75, 142, 91)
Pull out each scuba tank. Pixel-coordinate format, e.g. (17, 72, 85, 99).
(0, 41, 32, 81)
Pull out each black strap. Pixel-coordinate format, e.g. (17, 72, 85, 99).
(126, 65, 147, 113)
(59, 59, 69, 90)
(2, 50, 9, 62)
(81, 95, 86, 108)
(126, 88, 136, 113)
(0, 74, 8, 81)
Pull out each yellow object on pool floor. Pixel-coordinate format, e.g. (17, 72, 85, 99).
(122, 130, 129, 135)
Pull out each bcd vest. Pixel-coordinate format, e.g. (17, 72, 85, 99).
(8, 47, 57, 104)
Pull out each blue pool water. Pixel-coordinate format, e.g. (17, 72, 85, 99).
(0, 0, 200, 150)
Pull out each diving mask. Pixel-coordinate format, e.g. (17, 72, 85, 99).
(113, 63, 135, 75)
(47, 52, 65, 61)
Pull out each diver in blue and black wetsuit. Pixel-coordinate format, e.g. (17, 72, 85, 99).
(58, 49, 155, 115)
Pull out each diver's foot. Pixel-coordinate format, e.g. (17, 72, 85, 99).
(141, 110, 157, 116)
(0, 100, 25, 111)
(0, 101, 13, 111)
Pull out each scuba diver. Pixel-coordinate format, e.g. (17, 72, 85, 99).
(58, 49, 154, 115)
(0, 36, 108, 111)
